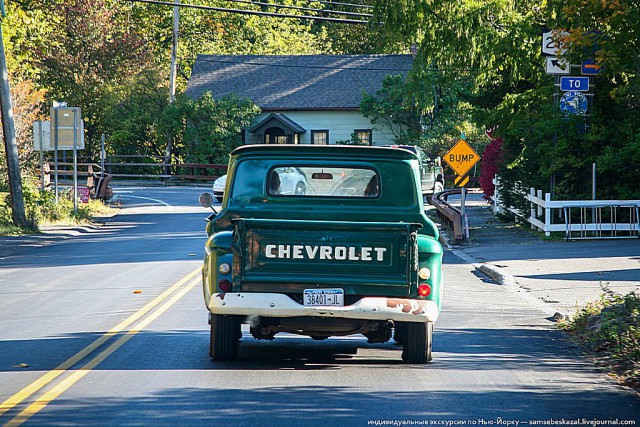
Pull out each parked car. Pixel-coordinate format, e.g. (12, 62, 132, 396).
(212, 167, 307, 202)
(212, 174, 227, 202)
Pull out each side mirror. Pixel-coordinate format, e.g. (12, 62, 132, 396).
(435, 157, 441, 167)
(199, 193, 218, 214)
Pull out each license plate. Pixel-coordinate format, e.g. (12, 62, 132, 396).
(303, 289, 344, 307)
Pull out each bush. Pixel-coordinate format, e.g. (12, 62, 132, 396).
(1, 177, 113, 234)
(561, 289, 640, 389)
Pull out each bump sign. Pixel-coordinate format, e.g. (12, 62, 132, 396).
(444, 139, 480, 177)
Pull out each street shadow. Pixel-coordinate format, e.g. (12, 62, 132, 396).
(520, 269, 640, 283)
(0, 326, 601, 374)
(11, 386, 640, 426)
(3, 327, 640, 423)
(0, 211, 208, 269)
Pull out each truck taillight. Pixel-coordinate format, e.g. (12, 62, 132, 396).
(418, 284, 431, 297)
(218, 279, 232, 292)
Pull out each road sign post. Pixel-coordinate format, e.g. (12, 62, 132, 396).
(444, 138, 481, 241)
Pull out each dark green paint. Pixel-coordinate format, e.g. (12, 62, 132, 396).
(203, 145, 443, 308)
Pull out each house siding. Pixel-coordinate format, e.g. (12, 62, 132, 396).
(245, 111, 399, 146)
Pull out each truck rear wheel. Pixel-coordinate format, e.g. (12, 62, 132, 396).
(401, 322, 433, 364)
(210, 315, 241, 361)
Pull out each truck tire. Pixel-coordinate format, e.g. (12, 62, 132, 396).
(401, 322, 433, 364)
(210, 315, 241, 361)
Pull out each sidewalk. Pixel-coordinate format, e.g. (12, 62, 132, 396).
(441, 194, 640, 318)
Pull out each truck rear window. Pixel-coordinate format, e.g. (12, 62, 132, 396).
(267, 166, 379, 198)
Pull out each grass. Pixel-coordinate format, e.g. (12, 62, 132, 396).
(560, 289, 640, 390)
(0, 189, 117, 236)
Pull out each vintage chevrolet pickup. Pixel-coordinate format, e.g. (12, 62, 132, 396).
(199, 145, 444, 363)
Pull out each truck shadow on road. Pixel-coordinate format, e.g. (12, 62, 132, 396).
(0, 326, 597, 374)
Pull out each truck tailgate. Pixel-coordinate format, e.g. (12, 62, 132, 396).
(232, 218, 420, 295)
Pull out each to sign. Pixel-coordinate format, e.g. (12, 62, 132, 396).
(560, 76, 589, 92)
(443, 139, 480, 178)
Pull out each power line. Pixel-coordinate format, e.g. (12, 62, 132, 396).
(301, 0, 374, 10)
(126, 0, 371, 24)
(222, 0, 372, 18)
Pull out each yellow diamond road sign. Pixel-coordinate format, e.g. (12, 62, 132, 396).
(444, 139, 480, 177)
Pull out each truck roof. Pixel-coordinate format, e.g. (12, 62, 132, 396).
(230, 144, 419, 161)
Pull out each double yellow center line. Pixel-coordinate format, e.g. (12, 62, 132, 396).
(0, 266, 202, 426)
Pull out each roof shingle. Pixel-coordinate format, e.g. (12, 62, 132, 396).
(186, 54, 413, 110)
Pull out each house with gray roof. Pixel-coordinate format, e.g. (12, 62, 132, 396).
(186, 54, 413, 146)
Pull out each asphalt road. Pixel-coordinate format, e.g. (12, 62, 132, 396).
(0, 186, 638, 426)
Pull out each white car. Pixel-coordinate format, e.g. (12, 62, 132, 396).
(212, 174, 227, 202)
(212, 167, 307, 202)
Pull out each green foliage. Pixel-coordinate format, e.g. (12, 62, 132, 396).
(561, 289, 640, 388)
(360, 74, 421, 144)
(161, 92, 261, 165)
(374, 0, 640, 203)
(1, 177, 113, 235)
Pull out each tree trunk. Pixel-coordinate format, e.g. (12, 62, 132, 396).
(0, 24, 28, 228)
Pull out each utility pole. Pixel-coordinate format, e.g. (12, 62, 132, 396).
(169, 0, 178, 104)
(0, 7, 28, 227)
(164, 0, 179, 175)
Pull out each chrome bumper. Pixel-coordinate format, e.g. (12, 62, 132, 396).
(207, 292, 439, 323)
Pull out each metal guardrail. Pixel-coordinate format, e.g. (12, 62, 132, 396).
(430, 189, 465, 244)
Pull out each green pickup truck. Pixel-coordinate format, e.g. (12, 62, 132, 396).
(199, 145, 444, 364)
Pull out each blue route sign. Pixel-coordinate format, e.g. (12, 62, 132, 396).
(560, 91, 588, 116)
(560, 76, 589, 92)
(582, 59, 602, 75)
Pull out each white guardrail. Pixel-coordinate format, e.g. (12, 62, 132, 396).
(493, 176, 640, 240)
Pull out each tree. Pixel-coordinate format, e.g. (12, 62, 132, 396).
(360, 74, 421, 144)
(162, 93, 260, 165)
(31, 0, 152, 155)
(374, 0, 640, 202)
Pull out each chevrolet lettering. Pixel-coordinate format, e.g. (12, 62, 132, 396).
(199, 145, 444, 364)
(264, 244, 388, 262)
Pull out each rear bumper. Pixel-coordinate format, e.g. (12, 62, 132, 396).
(207, 292, 439, 323)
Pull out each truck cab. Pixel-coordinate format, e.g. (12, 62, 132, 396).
(381, 145, 444, 195)
(200, 145, 444, 364)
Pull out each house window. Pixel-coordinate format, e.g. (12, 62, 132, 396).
(311, 130, 329, 145)
(354, 129, 372, 146)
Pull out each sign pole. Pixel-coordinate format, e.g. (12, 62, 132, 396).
(39, 121, 44, 191)
(73, 109, 78, 213)
(101, 133, 105, 173)
(54, 108, 59, 204)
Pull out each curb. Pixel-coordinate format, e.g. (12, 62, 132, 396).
(477, 263, 517, 286)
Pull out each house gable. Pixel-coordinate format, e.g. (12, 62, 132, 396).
(186, 54, 414, 146)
